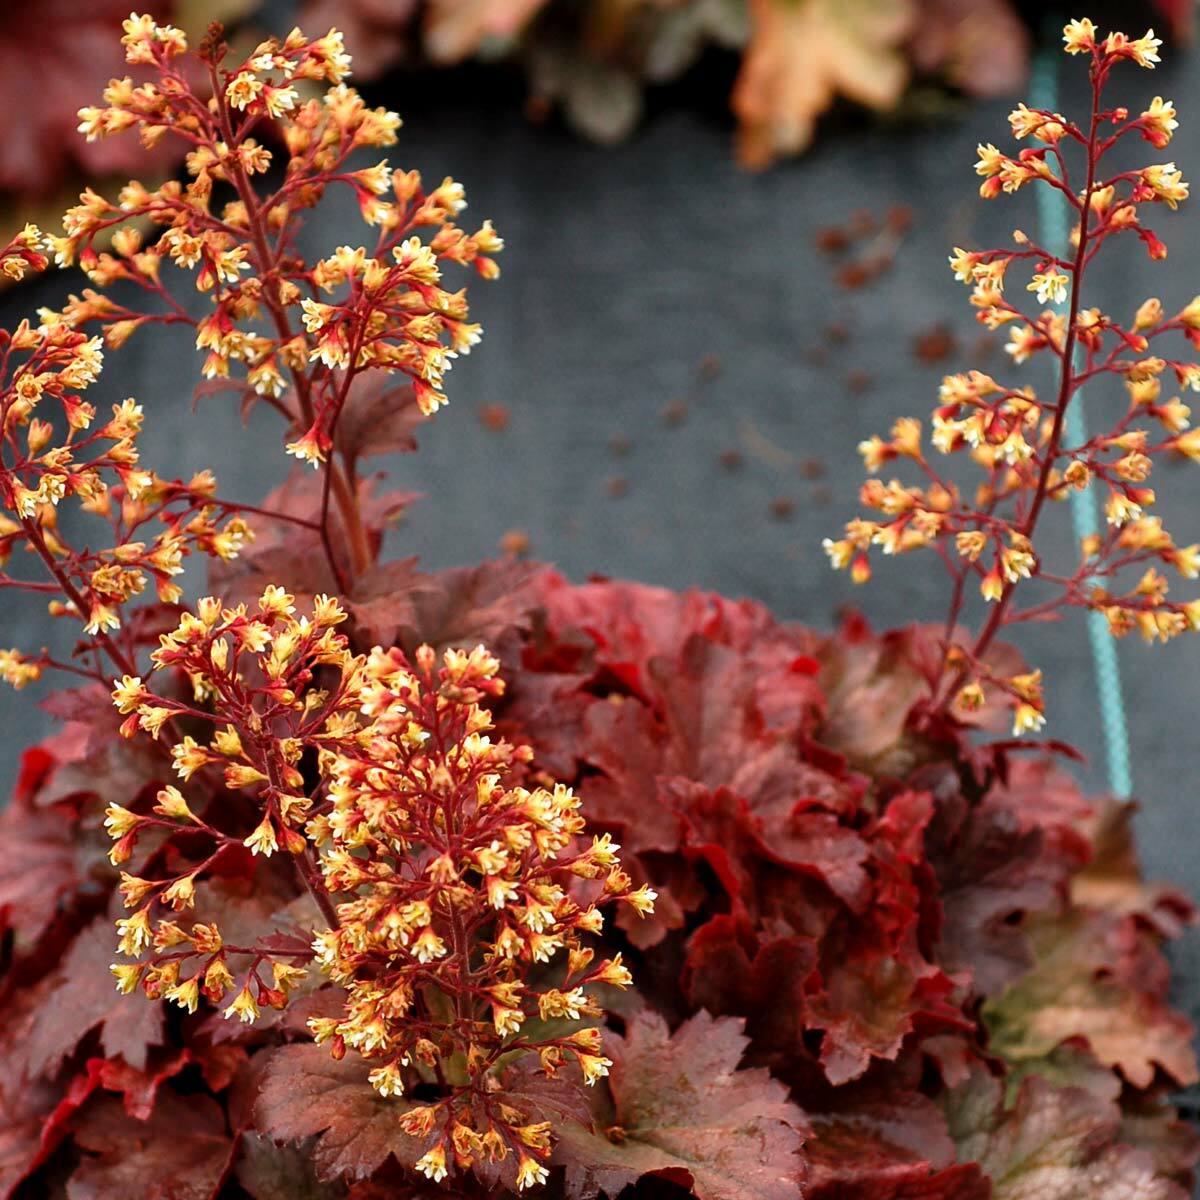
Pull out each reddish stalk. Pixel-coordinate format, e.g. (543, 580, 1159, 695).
(205, 57, 372, 590)
(933, 63, 1104, 713)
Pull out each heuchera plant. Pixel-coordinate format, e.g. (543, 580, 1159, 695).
(0, 13, 1197, 1200)
(296, 0, 1187, 169)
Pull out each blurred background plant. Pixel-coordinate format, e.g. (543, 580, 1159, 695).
(0, 2, 258, 214)
(0, 0, 1193, 230)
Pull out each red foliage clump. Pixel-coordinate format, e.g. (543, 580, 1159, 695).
(2, 564, 1197, 1198)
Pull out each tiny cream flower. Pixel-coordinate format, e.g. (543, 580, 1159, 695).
(1028, 270, 1069, 306)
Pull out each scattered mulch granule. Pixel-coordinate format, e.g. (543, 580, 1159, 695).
(972, 332, 999, 360)
(835, 261, 873, 290)
(913, 323, 957, 364)
(837, 254, 893, 290)
(815, 225, 851, 254)
(478, 403, 510, 431)
(885, 204, 915, 234)
(814, 203, 915, 292)
(848, 209, 877, 238)
(661, 398, 688, 427)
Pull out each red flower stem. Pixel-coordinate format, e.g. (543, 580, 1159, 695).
(19, 517, 138, 678)
(315, 322, 371, 573)
(205, 60, 370, 590)
(938, 62, 1105, 709)
(0, 575, 61, 593)
(211, 497, 324, 531)
(298, 845, 340, 930)
(263, 748, 340, 929)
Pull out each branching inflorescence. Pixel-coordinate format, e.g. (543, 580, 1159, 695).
(0, 228, 252, 687)
(107, 595, 652, 1186)
(64, 15, 499, 592)
(0, 13, 501, 669)
(0, 12, 652, 1192)
(825, 19, 1200, 734)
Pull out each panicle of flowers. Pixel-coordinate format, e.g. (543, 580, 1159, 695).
(824, 19, 1200, 734)
(0, 235, 251, 685)
(105, 590, 651, 1189)
(106, 587, 361, 1018)
(0, 12, 500, 714)
(305, 642, 653, 1189)
(59, 14, 501, 589)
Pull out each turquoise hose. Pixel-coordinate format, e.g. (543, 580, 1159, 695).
(1029, 48, 1133, 798)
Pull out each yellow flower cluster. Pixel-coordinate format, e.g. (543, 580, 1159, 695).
(57, 14, 502, 474)
(0, 304, 249, 667)
(106, 590, 361, 1016)
(0, 224, 48, 281)
(105, 594, 651, 1189)
(824, 21, 1200, 733)
(308, 642, 652, 1187)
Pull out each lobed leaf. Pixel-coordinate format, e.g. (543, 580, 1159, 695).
(555, 1010, 807, 1200)
(68, 1091, 233, 1200)
(253, 1044, 421, 1182)
(983, 908, 1198, 1090)
(22, 917, 165, 1076)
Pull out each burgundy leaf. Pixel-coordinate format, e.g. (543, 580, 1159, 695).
(944, 1065, 1191, 1199)
(22, 918, 165, 1077)
(555, 1010, 808, 1200)
(235, 1131, 346, 1200)
(254, 1044, 421, 1182)
(68, 1090, 233, 1200)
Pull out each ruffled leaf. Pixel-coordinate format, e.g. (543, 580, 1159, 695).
(983, 908, 1198, 1090)
(944, 1065, 1189, 1199)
